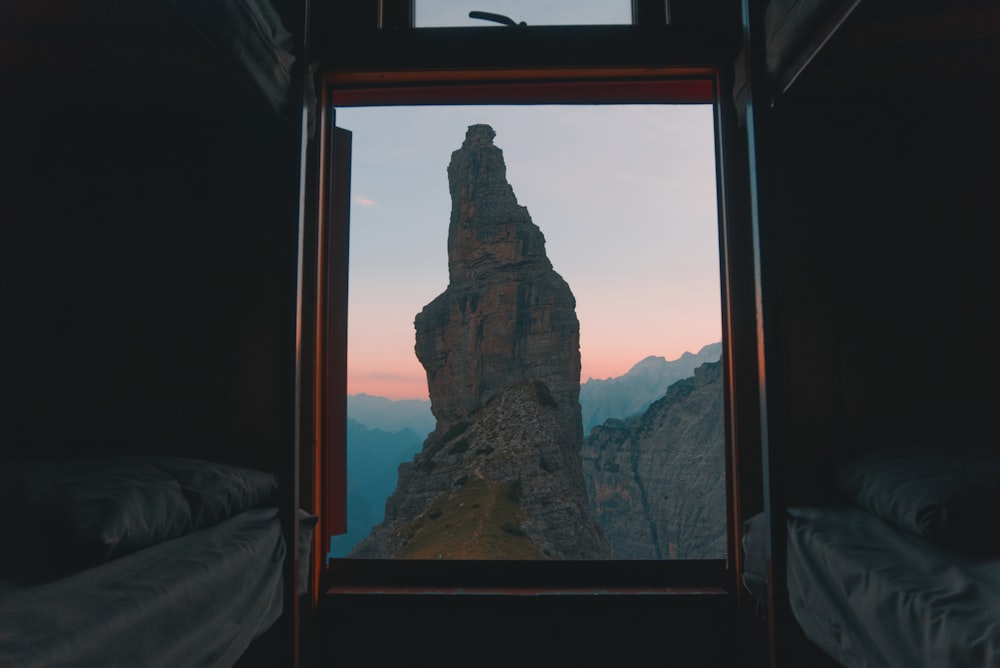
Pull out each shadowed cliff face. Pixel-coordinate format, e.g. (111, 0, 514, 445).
(582, 361, 726, 559)
(415, 124, 583, 452)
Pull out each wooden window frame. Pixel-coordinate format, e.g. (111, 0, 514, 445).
(310, 69, 755, 594)
(302, 0, 760, 600)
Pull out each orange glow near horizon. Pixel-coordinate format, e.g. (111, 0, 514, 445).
(348, 374, 429, 401)
(342, 104, 721, 404)
(348, 340, 720, 401)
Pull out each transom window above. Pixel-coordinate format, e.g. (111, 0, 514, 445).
(414, 1, 634, 27)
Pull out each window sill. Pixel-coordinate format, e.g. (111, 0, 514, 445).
(322, 557, 731, 592)
(326, 585, 728, 596)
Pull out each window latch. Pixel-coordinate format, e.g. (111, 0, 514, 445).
(468, 11, 527, 27)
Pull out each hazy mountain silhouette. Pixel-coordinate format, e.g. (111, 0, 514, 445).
(580, 342, 722, 434)
(326, 474, 379, 558)
(327, 418, 424, 558)
(345, 418, 423, 519)
(347, 393, 434, 436)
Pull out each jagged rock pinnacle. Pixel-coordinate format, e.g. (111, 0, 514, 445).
(416, 124, 580, 439)
(445, 124, 550, 282)
(465, 123, 495, 143)
(345, 125, 609, 559)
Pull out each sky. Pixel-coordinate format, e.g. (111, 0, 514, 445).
(414, 1, 632, 27)
(338, 104, 721, 400)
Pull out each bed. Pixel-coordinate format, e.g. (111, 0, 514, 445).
(0, 457, 287, 668)
(743, 449, 1000, 667)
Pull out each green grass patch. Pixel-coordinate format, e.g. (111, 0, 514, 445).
(502, 523, 526, 536)
(395, 478, 543, 560)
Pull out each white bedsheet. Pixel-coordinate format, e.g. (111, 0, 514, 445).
(786, 505, 1000, 668)
(0, 507, 284, 668)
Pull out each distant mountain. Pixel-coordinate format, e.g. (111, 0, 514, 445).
(579, 342, 722, 435)
(582, 361, 726, 559)
(326, 475, 379, 559)
(326, 418, 424, 557)
(347, 393, 434, 437)
(346, 418, 424, 523)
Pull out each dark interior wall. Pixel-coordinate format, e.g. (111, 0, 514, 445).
(763, 92, 1000, 503)
(2, 103, 300, 474)
(321, 591, 736, 667)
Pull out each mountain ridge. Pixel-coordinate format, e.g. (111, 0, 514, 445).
(582, 360, 726, 559)
(347, 393, 435, 435)
(580, 341, 722, 434)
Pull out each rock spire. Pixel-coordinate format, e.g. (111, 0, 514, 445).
(350, 125, 608, 559)
(415, 124, 583, 447)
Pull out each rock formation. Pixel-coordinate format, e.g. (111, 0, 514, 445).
(414, 124, 583, 445)
(350, 124, 609, 559)
(582, 361, 726, 559)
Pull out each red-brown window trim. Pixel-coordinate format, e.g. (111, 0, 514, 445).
(317, 73, 736, 591)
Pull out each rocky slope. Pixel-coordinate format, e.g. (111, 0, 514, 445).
(350, 124, 609, 559)
(582, 361, 726, 559)
(349, 380, 608, 559)
(580, 342, 722, 435)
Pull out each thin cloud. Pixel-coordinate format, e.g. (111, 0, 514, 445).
(356, 196, 378, 207)
(366, 371, 420, 382)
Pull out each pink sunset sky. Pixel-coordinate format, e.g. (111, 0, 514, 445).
(338, 105, 721, 400)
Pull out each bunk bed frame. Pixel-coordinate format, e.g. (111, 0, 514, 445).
(1, 1, 309, 665)
(740, 1, 1000, 666)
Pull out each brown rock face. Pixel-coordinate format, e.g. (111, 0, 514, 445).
(415, 124, 583, 452)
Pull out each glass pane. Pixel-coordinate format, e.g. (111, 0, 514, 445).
(415, 1, 633, 27)
(329, 104, 724, 560)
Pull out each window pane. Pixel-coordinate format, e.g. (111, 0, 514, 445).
(415, 1, 633, 27)
(329, 105, 724, 560)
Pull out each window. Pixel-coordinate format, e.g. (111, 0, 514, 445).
(414, 1, 634, 27)
(378, 0, 671, 28)
(310, 69, 742, 589)
(328, 103, 725, 563)
(311, 0, 748, 590)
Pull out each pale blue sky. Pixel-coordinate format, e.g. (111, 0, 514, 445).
(415, 0, 632, 27)
(337, 104, 721, 399)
